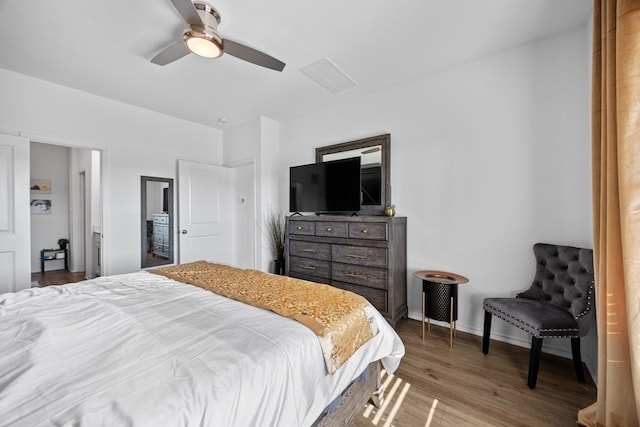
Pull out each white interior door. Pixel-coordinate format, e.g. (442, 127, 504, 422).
(0, 134, 30, 293)
(178, 160, 231, 264)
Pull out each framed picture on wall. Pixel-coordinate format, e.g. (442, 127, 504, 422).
(30, 178, 52, 194)
(30, 199, 51, 215)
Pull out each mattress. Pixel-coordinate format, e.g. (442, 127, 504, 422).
(0, 271, 404, 426)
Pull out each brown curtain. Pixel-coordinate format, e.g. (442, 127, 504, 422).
(578, 1, 640, 426)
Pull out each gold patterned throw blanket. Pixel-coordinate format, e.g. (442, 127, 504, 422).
(151, 261, 374, 374)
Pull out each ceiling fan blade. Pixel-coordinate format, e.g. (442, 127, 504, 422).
(151, 41, 191, 65)
(169, 0, 203, 26)
(223, 38, 285, 72)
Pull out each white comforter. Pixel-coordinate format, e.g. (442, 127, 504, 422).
(0, 271, 404, 427)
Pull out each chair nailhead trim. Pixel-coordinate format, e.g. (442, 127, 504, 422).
(483, 304, 579, 338)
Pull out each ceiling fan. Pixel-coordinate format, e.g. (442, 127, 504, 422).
(151, 0, 285, 71)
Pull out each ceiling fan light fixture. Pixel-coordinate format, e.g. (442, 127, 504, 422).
(185, 34, 222, 58)
(152, 0, 285, 70)
(183, 2, 223, 59)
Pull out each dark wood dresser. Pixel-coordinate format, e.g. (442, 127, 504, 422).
(285, 215, 407, 326)
(152, 213, 170, 258)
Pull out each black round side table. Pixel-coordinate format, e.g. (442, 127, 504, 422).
(414, 270, 469, 348)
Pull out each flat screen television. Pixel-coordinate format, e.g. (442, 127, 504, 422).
(289, 157, 361, 214)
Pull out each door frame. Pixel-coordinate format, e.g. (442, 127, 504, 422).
(21, 132, 105, 277)
(225, 157, 258, 269)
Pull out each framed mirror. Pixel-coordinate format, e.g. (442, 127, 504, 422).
(141, 176, 174, 268)
(316, 133, 390, 216)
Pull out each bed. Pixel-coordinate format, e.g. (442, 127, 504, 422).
(0, 262, 404, 426)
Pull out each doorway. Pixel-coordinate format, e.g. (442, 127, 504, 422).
(176, 159, 256, 269)
(30, 142, 102, 286)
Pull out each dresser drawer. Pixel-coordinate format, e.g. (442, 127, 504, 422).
(332, 245, 387, 268)
(289, 256, 330, 279)
(348, 222, 387, 240)
(289, 240, 330, 260)
(153, 215, 169, 225)
(332, 263, 387, 290)
(285, 215, 407, 327)
(289, 271, 330, 285)
(153, 234, 166, 244)
(332, 281, 387, 313)
(315, 221, 347, 238)
(154, 224, 168, 235)
(289, 221, 315, 236)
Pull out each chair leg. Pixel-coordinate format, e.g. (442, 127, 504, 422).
(571, 337, 586, 383)
(528, 336, 543, 389)
(482, 311, 491, 354)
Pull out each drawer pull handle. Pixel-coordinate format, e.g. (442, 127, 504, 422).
(300, 249, 316, 253)
(297, 226, 303, 230)
(326, 227, 332, 232)
(345, 254, 367, 259)
(362, 229, 368, 234)
(344, 272, 367, 280)
(300, 265, 317, 271)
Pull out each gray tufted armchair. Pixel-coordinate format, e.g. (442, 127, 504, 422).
(482, 243, 594, 389)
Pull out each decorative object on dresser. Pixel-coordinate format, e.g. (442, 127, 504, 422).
(384, 204, 396, 217)
(286, 215, 407, 326)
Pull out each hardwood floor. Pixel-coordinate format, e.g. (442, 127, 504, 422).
(355, 319, 596, 427)
(31, 269, 87, 286)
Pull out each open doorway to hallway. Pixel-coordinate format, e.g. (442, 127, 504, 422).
(30, 142, 102, 286)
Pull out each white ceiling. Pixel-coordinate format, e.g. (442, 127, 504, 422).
(0, 0, 592, 130)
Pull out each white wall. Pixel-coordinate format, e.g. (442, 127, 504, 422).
(224, 116, 281, 272)
(259, 118, 282, 271)
(0, 68, 223, 275)
(30, 142, 70, 272)
(279, 26, 593, 363)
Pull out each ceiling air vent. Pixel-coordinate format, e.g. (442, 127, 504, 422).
(300, 57, 356, 94)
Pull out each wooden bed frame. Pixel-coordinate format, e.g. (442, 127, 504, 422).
(313, 361, 382, 426)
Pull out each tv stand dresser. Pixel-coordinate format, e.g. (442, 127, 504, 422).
(285, 215, 407, 326)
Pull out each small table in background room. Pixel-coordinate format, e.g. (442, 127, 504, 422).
(41, 248, 68, 274)
(414, 270, 469, 348)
